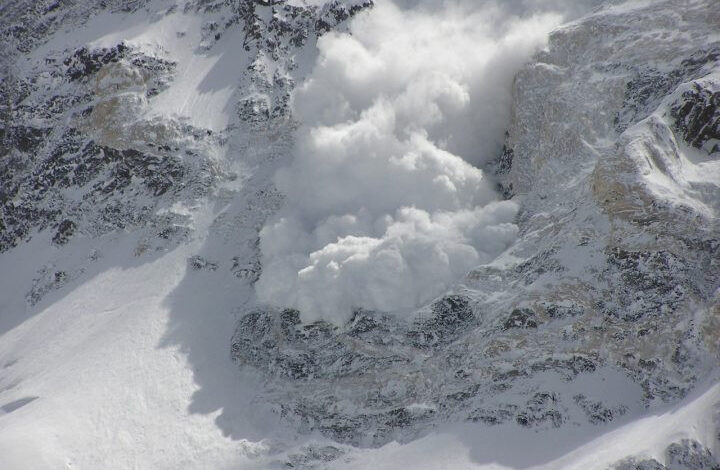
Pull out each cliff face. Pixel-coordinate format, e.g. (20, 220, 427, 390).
(230, 0, 720, 454)
(0, 0, 371, 254)
(499, 0, 720, 399)
(0, 1, 719, 469)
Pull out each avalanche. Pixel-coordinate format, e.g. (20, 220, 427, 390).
(0, 0, 718, 469)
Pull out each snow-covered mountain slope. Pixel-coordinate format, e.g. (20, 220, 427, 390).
(0, 0, 718, 469)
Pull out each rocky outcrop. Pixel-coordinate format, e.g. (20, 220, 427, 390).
(0, 0, 374, 256)
(232, 298, 627, 446)
(495, 0, 720, 403)
(614, 439, 720, 470)
(0, 39, 206, 254)
(0, 0, 372, 309)
(1, 0, 718, 466)
(231, 0, 720, 451)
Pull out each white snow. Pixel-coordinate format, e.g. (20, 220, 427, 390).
(255, 0, 567, 324)
(30, 6, 248, 131)
(1, 1, 719, 469)
(619, 74, 720, 218)
(1, 232, 717, 470)
(91, 11, 248, 131)
(0, 232, 271, 470)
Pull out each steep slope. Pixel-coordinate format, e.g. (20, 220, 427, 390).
(0, 0, 718, 469)
(0, 1, 372, 468)
(231, 0, 720, 464)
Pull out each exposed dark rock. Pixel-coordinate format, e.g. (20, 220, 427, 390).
(285, 445, 345, 469)
(64, 43, 128, 81)
(615, 439, 720, 470)
(665, 439, 720, 470)
(530, 355, 597, 378)
(314, 1, 374, 35)
(188, 256, 218, 271)
(514, 249, 564, 285)
(604, 248, 695, 322)
(408, 295, 475, 347)
(467, 406, 516, 425)
(26, 266, 77, 306)
(671, 82, 720, 154)
(615, 47, 720, 132)
(347, 311, 382, 337)
(6, 126, 49, 153)
(52, 219, 76, 245)
(615, 458, 668, 470)
(543, 302, 585, 319)
(502, 308, 538, 330)
(469, 393, 564, 428)
(574, 393, 628, 424)
(231, 302, 618, 445)
(0, 38, 187, 255)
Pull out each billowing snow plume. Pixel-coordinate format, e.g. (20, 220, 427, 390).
(256, 1, 568, 323)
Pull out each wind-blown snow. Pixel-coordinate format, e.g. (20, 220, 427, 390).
(255, 0, 566, 323)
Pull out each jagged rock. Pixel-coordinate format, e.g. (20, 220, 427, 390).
(232, 303, 622, 445)
(285, 445, 345, 469)
(614, 439, 720, 470)
(64, 43, 128, 81)
(603, 248, 693, 322)
(188, 256, 218, 271)
(0, 39, 200, 253)
(615, 458, 668, 470)
(52, 219, 76, 245)
(515, 392, 564, 428)
(502, 308, 538, 330)
(408, 295, 476, 347)
(542, 302, 585, 319)
(671, 81, 720, 154)
(1, 0, 719, 464)
(226, 0, 720, 448)
(665, 440, 720, 470)
(574, 394, 628, 424)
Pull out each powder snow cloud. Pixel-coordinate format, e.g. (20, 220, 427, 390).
(255, 0, 587, 323)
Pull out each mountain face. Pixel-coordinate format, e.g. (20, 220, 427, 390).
(0, 1, 719, 469)
(232, 0, 720, 453)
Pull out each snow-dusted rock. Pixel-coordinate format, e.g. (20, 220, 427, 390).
(231, 0, 720, 453)
(0, 0, 719, 468)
